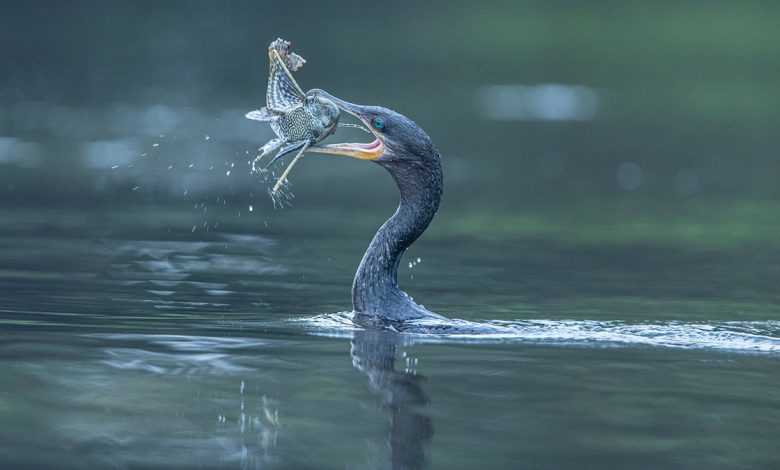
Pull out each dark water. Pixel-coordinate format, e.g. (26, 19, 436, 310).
(1, 207, 779, 469)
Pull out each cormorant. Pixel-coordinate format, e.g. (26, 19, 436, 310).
(308, 90, 504, 334)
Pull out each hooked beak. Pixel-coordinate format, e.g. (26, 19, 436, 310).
(306, 89, 385, 161)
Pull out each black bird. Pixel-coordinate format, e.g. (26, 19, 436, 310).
(308, 90, 506, 334)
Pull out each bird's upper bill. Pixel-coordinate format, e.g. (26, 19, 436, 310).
(306, 89, 385, 161)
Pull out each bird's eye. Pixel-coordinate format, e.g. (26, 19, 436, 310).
(372, 118, 385, 131)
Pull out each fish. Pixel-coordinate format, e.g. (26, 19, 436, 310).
(246, 38, 340, 192)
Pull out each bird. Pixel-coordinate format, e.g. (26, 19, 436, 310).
(307, 89, 507, 334)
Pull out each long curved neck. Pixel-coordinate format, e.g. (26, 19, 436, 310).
(352, 159, 443, 322)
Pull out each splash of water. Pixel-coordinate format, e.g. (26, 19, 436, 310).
(297, 313, 780, 355)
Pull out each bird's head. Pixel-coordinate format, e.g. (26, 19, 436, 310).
(305, 89, 438, 167)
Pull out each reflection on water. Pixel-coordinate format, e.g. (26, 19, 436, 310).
(1, 333, 282, 469)
(352, 330, 433, 469)
(0, 329, 434, 469)
(5, 322, 777, 468)
(94, 334, 274, 374)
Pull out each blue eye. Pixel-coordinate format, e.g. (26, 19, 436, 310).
(372, 118, 385, 131)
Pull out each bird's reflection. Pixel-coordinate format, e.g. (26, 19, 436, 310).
(350, 329, 433, 469)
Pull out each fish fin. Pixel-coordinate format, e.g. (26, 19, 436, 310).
(270, 38, 306, 72)
(245, 107, 278, 122)
(251, 138, 285, 172)
(265, 140, 308, 168)
(266, 44, 306, 111)
(259, 138, 285, 155)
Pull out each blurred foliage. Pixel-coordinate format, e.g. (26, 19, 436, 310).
(1, 0, 779, 230)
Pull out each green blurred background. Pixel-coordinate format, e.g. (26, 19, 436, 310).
(2, 0, 779, 246)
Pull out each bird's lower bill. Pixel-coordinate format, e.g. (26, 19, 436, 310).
(308, 137, 384, 160)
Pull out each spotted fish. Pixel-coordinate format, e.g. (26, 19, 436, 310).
(246, 38, 340, 191)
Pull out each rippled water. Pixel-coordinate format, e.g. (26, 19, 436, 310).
(303, 313, 780, 354)
(1, 207, 779, 469)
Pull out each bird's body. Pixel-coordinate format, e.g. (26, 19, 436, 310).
(349, 110, 444, 325)
(307, 92, 509, 335)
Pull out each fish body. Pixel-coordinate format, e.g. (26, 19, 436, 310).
(270, 96, 339, 144)
(247, 39, 340, 171)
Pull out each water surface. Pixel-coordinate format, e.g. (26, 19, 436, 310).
(1, 207, 778, 469)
